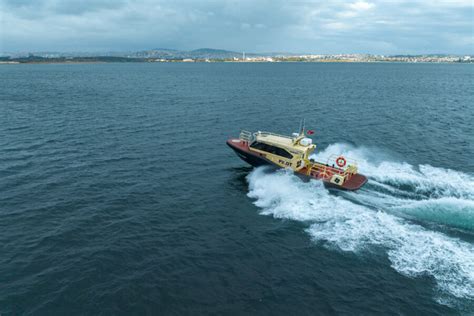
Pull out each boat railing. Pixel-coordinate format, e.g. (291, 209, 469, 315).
(307, 155, 359, 182)
(307, 163, 354, 182)
(239, 130, 254, 143)
(326, 154, 358, 171)
(240, 130, 295, 143)
(255, 131, 294, 140)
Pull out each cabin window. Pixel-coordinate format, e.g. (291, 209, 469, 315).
(250, 142, 293, 159)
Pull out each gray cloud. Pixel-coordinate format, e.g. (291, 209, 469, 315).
(1, 0, 473, 53)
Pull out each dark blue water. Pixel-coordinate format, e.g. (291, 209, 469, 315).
(1, 63, 473, 315)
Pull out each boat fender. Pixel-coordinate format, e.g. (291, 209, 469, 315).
(336, 156, 346, 167)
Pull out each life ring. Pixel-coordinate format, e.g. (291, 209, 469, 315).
(336, 156, 346, 168)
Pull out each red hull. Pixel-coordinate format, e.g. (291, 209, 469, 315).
(227, 139, 368, 191)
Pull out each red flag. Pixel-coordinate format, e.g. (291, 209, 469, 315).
(307, 130, 314, 135)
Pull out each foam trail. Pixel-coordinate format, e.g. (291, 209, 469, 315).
(247, 144, 474, 307)
(311, 143, 474, 230)
(311, 143, 474, 200)
(392, 198, 474, 230)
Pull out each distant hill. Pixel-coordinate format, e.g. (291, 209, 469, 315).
(189, 48, 242, 58)
(1, 48, 266, 59)
(191, 48, 235, 54)
(129, 48, 256, 59)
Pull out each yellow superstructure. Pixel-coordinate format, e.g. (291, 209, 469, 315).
(244, 131, 316, 171)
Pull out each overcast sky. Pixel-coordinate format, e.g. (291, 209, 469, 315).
(1, 0, 473, 54)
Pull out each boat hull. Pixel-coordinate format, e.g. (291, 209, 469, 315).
(226, 139, 272, 167)
(227, 138, 368, 191)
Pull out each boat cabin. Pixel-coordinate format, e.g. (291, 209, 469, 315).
(242, 131, 316, 171)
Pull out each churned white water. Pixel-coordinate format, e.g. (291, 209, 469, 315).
(246, 144, 474, 305)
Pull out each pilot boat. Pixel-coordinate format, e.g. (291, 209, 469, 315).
(227, 129, 368, 191)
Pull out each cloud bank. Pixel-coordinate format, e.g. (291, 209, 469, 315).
(1, 0, 473, 54)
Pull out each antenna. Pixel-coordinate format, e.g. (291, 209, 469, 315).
(299, 118, 305, 136)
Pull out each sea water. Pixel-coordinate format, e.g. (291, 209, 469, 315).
(1, 62, 473, 315)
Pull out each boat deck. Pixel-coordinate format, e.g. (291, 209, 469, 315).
(299, 164, 367, 190)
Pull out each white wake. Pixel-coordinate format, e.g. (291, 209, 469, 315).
(246, 144, 474, 307)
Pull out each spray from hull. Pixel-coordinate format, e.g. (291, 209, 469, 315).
(246, 143, 474, 309)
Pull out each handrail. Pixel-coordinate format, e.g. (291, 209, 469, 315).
(240, 130, 297, 145)
(255, 131, 294, 140)
(307, 161, 356, 182)
(239, 130, 254, 143)
(326, 154, 358, 169)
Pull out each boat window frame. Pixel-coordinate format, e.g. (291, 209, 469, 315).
(250, 141, 294, 159)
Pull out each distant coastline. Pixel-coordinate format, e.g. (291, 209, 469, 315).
(2, 57, 473, 64)
(1, 48, 472, 64)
